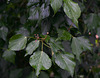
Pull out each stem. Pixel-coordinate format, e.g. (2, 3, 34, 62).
(44, 35, 47, 40)
(27, 36, 36, 39)
(43, 43, 51, 49)
(27, 36, 41, 41)
(41, 41, 43, 51)
(0, 47, 7, 50)
(40, 35, 48, 41)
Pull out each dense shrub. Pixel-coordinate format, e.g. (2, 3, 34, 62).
(0, 0, 100, 78)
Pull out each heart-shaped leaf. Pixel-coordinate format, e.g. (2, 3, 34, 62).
(9, 34, 27, 51)
(50, 0, 62, 14)
(29, 51, 52, 76)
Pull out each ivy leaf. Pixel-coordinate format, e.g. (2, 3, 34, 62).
(50, 0, 62, 14)
(56, 29, 72, 41)
(0, 26, 8, 41)
(71, 36, 92, 61)
(2, 50, 16, 63)
(55, 52, 76, 76)
(63, 0, 81, 27)
(29, 51, 52, 76)
(25, 40, 40, 56)
(9, 34, 27, 51)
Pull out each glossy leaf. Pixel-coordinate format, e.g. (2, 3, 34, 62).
(9, 34, 27, 51)
(55, 52, 76, 76)
(28, 6, 39, 20)
(29, 51, 52, 76)
(0, 26, 8, 41)
(56, 29, 72, 41)
(50, 0, 62, 14)
(50, 38, 65, 53)
(71, 36, 92, 61)
(63, 0, 81, 27)
(25, 40, 40, 56)
(40, 4, 50, 19)
(29, 4, 49, 20)
(2, 50, 16, 63)
(65, 16, 77, 28)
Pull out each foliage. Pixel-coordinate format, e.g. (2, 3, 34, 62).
(0, 0, 100, 78)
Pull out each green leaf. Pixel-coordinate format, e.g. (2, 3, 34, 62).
(50, 0, 62, 14)
(29, 4, 49, 20)
(56, 29, 72, 41)
(39, 71, 49, 78)
(2, 50, 16, 63)
(55, 52, 76, 76)
(71, 36, 92, 61)
(50, 38, 65, 53)
(27, 0, 39, 6)
(0, 26, 8, 41)
(29, 6, 39, 20)
(97, 27, 100, 37)
(40, 4, 50, 19)
(25, 40, 40, 56)
(26, 71, 37, 78)
(63, 0, 81, 27)
(27, 71, 49, 78)
(29, 51, 52, 76)
(84, 13, 100, 30)
(9, 69, 23, 78)
(9, 34, 27, 51)
(16, 27, 29, 36)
